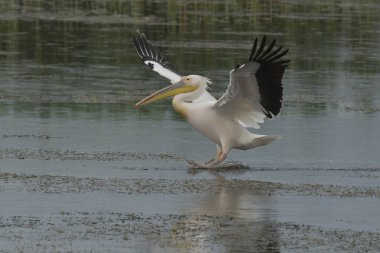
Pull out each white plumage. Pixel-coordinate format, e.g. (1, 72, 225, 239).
(133, 31, 289, 168)
(144, 60, 181, 84)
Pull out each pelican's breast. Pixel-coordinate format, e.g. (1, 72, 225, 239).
(184, 102, 223, 145)
(172, 99, 189, 118)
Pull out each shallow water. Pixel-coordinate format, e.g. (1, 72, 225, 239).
(1, 1, 379, 168)
(1, 1, 380, 252)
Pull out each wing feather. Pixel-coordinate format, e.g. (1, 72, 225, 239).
(214, 37, 289, 128)
(261, 45, 283, 61)
(266, 48, 289, 63)
(252, 36, 266, 60)
(257, 39, 276, 60)
(248, 38, 258, 61)
(133, 31, 182, 84)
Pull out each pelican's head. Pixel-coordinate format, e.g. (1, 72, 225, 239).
(135, 75, 210, 108)
(181, 75, 210, 86)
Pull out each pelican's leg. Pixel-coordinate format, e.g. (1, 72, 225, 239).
(187, 145, 228, 169)
(205, 145, 222, 165)
(203, 152, 227, 168)
(187, 145, 221, 168)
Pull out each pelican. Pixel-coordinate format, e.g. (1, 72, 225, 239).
(133, 31, 289, 168)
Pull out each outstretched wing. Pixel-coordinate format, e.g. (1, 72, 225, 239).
(133, 31, 183, 84)
(214, 36, 289, 128)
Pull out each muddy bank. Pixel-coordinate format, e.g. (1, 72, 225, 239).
(0, 148, 182, 161)
(0, 212, 379, 253)
(1, 172, 379, 198)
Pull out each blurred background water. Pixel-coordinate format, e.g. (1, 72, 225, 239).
(1, 0, 380, 167)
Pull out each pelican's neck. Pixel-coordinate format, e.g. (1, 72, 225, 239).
(172, 85, 205, 118)
(173, 92, 195, 103)
(174, 84, 206, 103)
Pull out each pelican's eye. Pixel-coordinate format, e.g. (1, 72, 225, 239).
(187, 78, 190, 81)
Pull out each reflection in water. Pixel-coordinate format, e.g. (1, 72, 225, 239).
(1, 0, 379, 168)
(167, 170, 279, 253)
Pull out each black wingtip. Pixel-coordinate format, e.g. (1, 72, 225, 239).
(132, 30, 183, 76)
(133, 30, 143, 42)
(247, 36, 290, 66)
(257, 39, 276, 61)
(248, 38, 258, 61)
(246, 36, 289, 118)
(266, 48, 289, 63)
(252, 35, 266, 61)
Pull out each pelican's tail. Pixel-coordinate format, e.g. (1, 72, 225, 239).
(236, 135, 281, 150)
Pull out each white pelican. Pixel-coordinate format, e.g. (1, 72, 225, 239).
(133, 31, 289, 168)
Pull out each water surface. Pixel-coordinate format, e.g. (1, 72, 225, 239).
(1, 1, 380, 252)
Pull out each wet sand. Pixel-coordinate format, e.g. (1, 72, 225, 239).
(1, 146, 380, 252)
